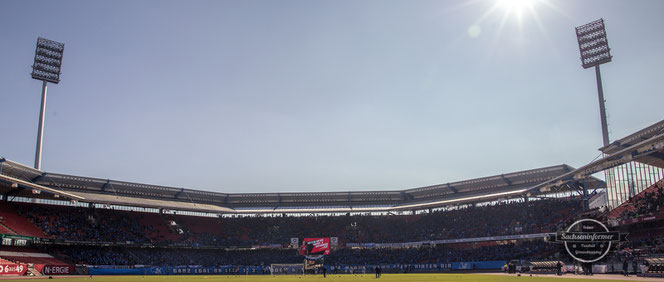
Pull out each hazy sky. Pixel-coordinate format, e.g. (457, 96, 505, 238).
(1, 0, 662, 193)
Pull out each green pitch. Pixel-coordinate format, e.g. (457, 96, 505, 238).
(0, 274, 634, 282)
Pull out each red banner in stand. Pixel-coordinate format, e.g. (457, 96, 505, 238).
(300, 238, 330, 255)
(0, 264, 28, 276)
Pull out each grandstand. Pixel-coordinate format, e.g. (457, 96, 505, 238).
(1, 120, 664, 278)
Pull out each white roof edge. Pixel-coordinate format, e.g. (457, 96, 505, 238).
(0, 174, 85, 200)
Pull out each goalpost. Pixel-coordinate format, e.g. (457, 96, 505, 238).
(270, 263, 304, 275)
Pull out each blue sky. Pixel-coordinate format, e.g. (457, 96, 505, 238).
(1, 0, 663, 193)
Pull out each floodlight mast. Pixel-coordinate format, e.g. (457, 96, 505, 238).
(31, 37, 64, 170)
(575, 19, 612, 147)
(575, 19, 612, 212)
(34, 80, 47, 170)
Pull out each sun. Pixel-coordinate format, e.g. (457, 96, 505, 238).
(460, 0, 566, 52)
(468, 0, 549, 32)
(460, 0, 566, 56)
(467, 0, 561, 37)
(495, 0, 536, 22)
(497, 0, 534, 13)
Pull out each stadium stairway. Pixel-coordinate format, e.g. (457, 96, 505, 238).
(26, 267, 41, 276)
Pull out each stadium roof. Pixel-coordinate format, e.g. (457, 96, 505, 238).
(531, 119, 664, 193)
(13, 120, 664, 215)
(3, 122, 661, 214)
(0, 156, 592, 214)
(599, 119, 664, 168)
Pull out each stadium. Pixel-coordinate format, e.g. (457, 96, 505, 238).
(0, 121, 663, 280)
(3, 1, 664, 282)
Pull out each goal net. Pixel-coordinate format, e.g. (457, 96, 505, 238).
(270, 263, 304, 275)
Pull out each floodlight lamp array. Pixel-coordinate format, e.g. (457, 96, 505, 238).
(31, 37, 64, 83)
(575, 19, 611, 69)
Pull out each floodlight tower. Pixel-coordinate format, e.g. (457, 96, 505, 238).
(31, 37, 65, 170)
(575, 19, 612, 147)
(574, 19, 612, 211)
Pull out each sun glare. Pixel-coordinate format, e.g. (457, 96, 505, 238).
(462, 0, 565, 57)
(467, 0, 551, 36)
(468, 0, 561, 38)
(496, 0, 534, 21)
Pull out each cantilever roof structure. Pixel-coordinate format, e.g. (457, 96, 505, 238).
(529, 120, 664, 194)
(3, 114, 662, 215)
(0, 156, 591, 214)
(599, 120, 664, 169)
(8, 120, 664, 214)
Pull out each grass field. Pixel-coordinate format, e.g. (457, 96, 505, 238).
(0, 274, 641, 282)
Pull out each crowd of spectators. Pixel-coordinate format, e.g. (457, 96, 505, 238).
(44, 245, 301, 266)
(7, 176, 664, 269)
(326, 241, 560, 265)
(17, 205, 153, 243)
(205, 198, 581, 245)
(42, 240, 560, 267)
(617, 184, 664, 220)
(52, 246, 134, 266)
(12, 198, 581, 247)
